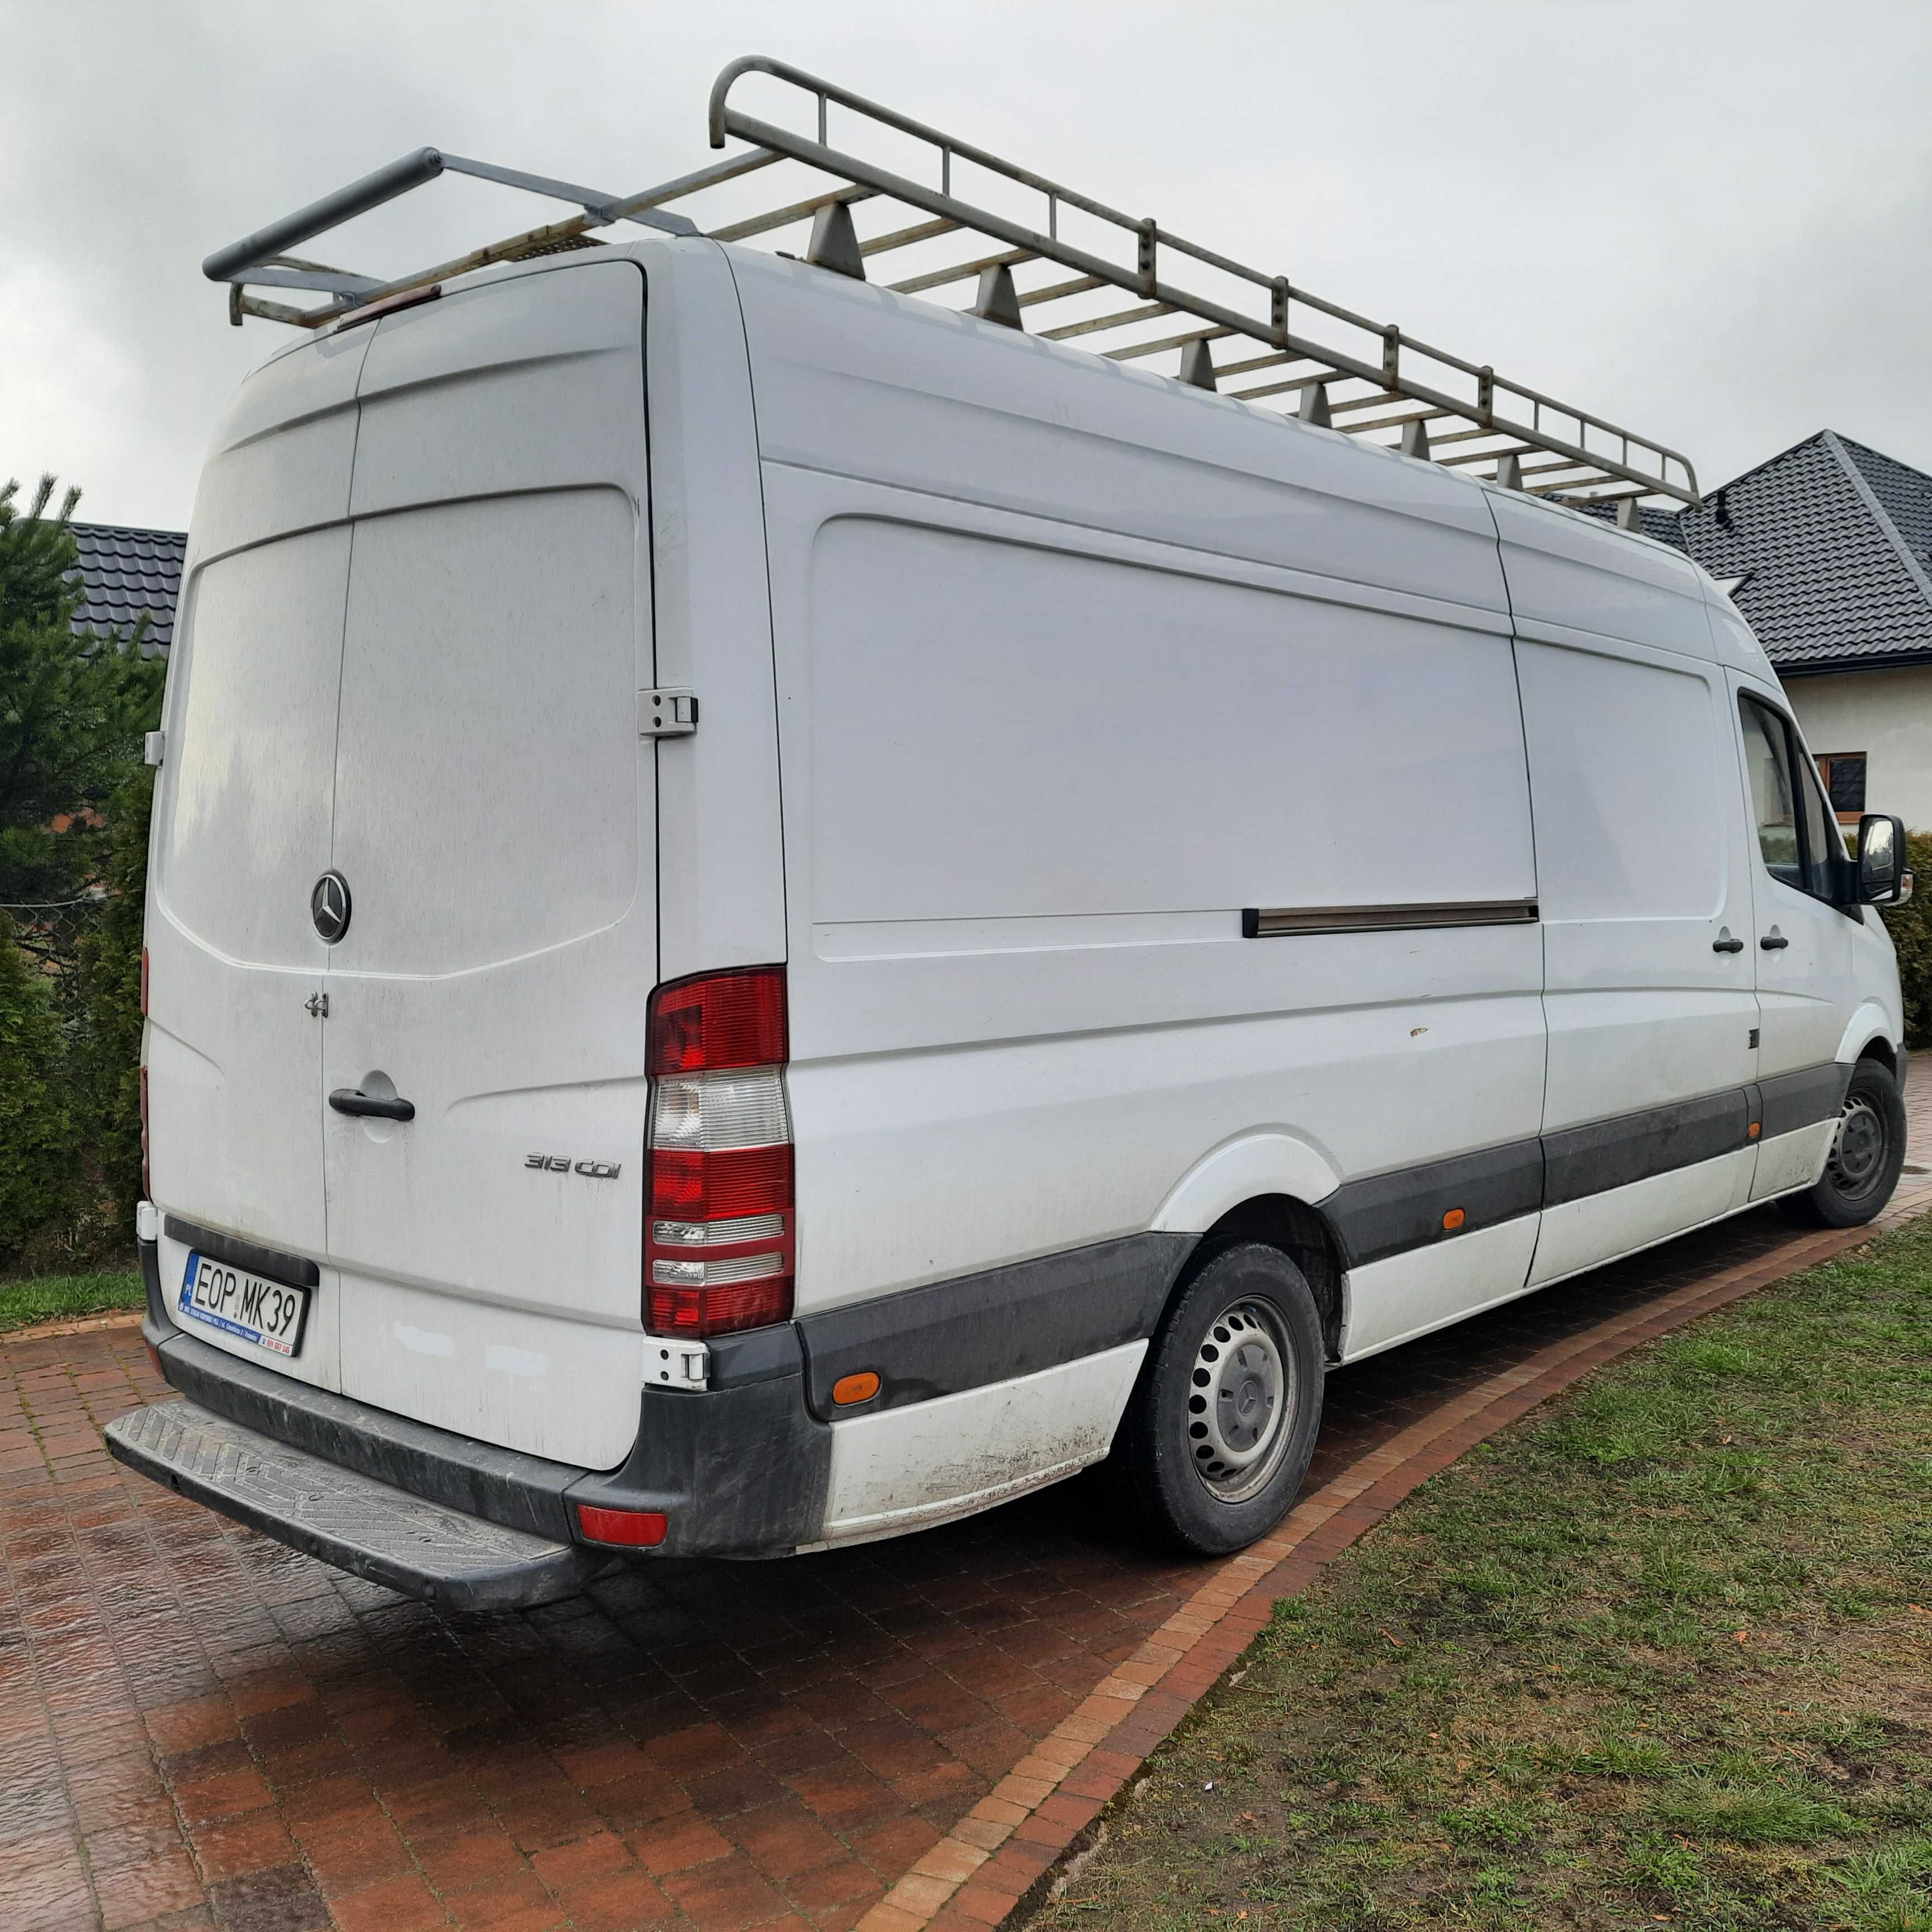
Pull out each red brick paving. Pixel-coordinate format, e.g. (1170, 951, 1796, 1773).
(5, 1073, 1928, 1931)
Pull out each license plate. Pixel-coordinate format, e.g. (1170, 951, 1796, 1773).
(179, 1253, 310, 1358)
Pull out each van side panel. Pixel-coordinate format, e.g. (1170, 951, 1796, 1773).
(1493, 493, 1766, 1285)
(732, 258, 1546, 1409)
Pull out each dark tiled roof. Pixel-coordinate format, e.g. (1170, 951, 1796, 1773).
(67, 522, 186, 657)
(1558, 431, 1932, 675)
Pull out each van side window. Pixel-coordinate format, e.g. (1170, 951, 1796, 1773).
(1738, 694, 1839, 902)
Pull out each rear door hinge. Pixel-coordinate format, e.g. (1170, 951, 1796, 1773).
(638, 688, 698, 738)
(144, 730, 166, 766)
(648, 1337, 709, 1390)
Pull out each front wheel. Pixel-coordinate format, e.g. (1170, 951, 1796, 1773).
(1112, 1242, 1325, 1556)
(1782, 1058, 1906, 1228)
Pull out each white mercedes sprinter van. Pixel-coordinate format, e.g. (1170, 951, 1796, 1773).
(111, 72, 1914, 1608)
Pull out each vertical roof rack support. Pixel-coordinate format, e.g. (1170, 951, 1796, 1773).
(971, 264, 1023, 330)
(804, 200, 865, 278)
(199, 53, 1697, 506)
(1178, 339, 1218, 391)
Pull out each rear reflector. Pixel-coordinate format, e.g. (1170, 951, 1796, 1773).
(575, 1503, 669, 1548)
(644, 968, 794, 1340)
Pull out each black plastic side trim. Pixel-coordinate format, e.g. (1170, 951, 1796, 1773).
(796, 1232, 1196, 1419)
(162, 1215, 320, 1289)
(704, 1322, 805, 1388)
(1543, 1088, 1750, 1206)
(1327, 1138, 1543, 1268)
(567, 1379, 831, 1558)
(1757, 1062, 1853, 1140)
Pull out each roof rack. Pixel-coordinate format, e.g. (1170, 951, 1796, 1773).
(203, 55, 1698, 507)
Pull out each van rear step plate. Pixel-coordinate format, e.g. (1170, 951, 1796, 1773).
(106, 1400, 608, 1612)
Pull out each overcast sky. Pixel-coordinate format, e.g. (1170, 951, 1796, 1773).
(5, 0, 1930, 531)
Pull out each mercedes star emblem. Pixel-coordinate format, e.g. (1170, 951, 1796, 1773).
(310, 870, 352, 944)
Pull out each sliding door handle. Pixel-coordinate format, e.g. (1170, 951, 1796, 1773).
(329, 1088, 415, 1121)
(1712, 931, 1744, 954)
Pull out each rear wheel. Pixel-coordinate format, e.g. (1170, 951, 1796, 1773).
(1781, 1058, 1906, 1228)
(1113, 1242, 1324, 1556)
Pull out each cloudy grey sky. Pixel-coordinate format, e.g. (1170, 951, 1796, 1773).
(5, 0, 1930, 531)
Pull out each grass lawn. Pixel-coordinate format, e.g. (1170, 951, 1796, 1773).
(1031, 1214, 1932, 1932)
(0, 1267, 143, 1334)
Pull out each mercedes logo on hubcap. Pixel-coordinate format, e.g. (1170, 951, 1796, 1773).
(311, 870, 352, 944)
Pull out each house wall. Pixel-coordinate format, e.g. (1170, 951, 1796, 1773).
(1783, 664, 1932, 832)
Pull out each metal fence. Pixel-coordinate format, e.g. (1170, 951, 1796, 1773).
(1, 894, 115, 1019)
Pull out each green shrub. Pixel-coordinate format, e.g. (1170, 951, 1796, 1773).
(74, 768, 151, 1241)
(1878, 830, 1932, 1049)
(0, 908, 77, 1266)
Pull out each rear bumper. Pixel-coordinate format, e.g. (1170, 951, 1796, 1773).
(126, 1238, 832, 1602)
(105, 1399, 607, 1610)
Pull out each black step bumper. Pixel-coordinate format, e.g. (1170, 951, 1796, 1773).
(124, 1237, 832, 1601)
(105, 1399, 607, 1611)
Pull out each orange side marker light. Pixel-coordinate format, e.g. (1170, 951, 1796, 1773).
(1442, 1208, 1466, 1232)
(1748, 1121, 1761, 1139)
(833, 1371, 880, 1405)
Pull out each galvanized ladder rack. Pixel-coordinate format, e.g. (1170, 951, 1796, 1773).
(203, 54, 1697, 510)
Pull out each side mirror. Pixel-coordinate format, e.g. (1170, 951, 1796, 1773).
(1856, 813, 1913, 907)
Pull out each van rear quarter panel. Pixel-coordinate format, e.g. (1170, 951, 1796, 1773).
(730, 254, 1546, 1315)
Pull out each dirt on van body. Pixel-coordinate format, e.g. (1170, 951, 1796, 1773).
(1026, 1217, 1932, 1932)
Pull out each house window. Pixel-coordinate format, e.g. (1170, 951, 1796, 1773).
(1815, 752, 1867, 824)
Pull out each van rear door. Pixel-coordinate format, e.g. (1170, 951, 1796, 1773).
(148, 329, 371, 1392)
(319, 263, 656, 1470)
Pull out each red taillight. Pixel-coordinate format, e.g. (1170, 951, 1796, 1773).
(576, 1503, 669, 1547)
(139, 1064, 151, 1201)
(648, 965, 787, 1076)
(643, 967, 793, 1341)
(648, 1144, 793, 1220)
(140, 948, 149, 1017)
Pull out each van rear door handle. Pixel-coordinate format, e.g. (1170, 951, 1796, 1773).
(1712, 930, 1744, 954)
(329, 1088, 416, 1121)
(1760, 930, 1789, 951)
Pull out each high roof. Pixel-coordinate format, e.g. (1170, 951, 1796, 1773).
(67, 522, 186, 656)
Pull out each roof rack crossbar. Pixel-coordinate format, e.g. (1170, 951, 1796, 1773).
(202, 52, 1697, 503)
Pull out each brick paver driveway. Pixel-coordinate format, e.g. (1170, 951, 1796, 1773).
(7, 1069, 1928, 1932)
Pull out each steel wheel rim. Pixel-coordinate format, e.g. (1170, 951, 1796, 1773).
(1828, 1095, 1887, 1199)
(1185, 1298, 1294, 1505)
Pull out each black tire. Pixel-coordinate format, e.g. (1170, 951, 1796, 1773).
(1112, 1242, 1324, 1556)
(1781, 1058, 1906, 1229)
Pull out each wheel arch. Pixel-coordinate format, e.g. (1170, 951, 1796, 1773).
(1835, 1000, 1901, 1073)
(1150, 1134, 1349, 1357)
